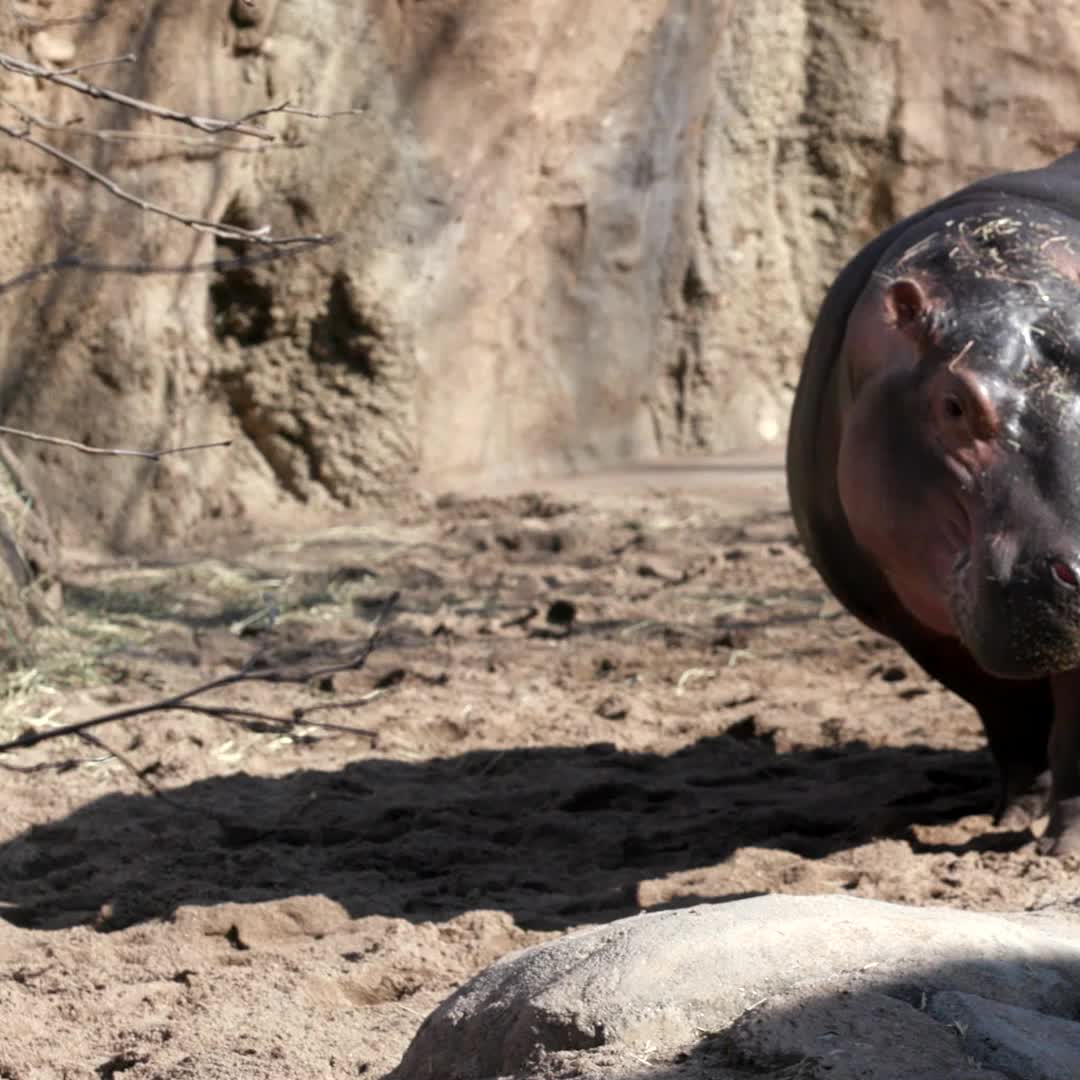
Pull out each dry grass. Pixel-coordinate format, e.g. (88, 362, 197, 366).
(0, 550, 376, 744)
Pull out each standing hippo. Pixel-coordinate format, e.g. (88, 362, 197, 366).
(787, 150, 1080, 854)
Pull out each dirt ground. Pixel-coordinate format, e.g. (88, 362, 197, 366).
(1, 455, 1078, 1079)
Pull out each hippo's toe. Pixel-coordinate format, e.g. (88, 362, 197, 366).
(1038, 796, 1080, 856)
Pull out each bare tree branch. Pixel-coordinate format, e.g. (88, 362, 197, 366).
(0, 120, 325, 245)
(0, 426, 232, 461)
(0, 51, 274, 139)
(0, 97, 304, 152)
(0, 592, 400, 756)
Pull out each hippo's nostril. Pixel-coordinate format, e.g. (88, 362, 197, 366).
(1050, 558, 1079, 590)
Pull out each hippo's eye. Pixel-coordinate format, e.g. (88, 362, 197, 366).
(943, 395, 965, 419)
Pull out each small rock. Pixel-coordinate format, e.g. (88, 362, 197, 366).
(584, 741, 617, 756)
(724, 714, 772, 746)
(636, 559, 683, 582)
(712, 628, 751, 650)
(594, 697, 628, 721)
(594, 658, 617, 678)
(546, 599, 576, 628)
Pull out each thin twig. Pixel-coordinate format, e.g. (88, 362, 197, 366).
(75, 729, 246, 835)
(76, 730, 168, 797)
(0, 427, 231, 461)
(281, 106, 366, 120)
(292, 692, 386, 721)
(181, 701, 378, 740)
(249, 101, 369, 122)
(0, 592, 400, 755)
(52, 53, 135, 78)
(0, 51, 274, 139)
(0, 754, 79, 773)
(0, 121, 324, 245)
(0, 98, 303, 153)
(294, 714, 380, 738)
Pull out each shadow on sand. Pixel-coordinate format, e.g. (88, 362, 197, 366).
(0, 725, 1018, 933)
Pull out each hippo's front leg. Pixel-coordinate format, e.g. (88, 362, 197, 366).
(977, 703, 1050, 828)
(1042, 672, 1080, 855)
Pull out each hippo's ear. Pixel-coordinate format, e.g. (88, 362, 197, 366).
(882, 279, 929, 341)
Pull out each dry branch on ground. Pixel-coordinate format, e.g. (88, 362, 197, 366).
(0, 591, 400, 777)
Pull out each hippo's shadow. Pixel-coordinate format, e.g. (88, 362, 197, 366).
(0, 731, 1016, 932)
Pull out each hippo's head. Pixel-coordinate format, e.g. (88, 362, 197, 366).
(838, 208, 1080, 679)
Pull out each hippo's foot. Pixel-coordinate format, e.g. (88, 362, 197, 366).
(996, 791, 1047, 831)
(1037, 795, 1080, 856)
(993, 766, 1050, 830)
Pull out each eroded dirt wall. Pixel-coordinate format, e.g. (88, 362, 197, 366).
(0, 0, 1076, 548)
(666, 0, 1080, 456)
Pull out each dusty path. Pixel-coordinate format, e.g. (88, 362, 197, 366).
(0, 452, 1076, 1078)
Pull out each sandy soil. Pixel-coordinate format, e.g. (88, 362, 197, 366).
(0, 456, 1078, 1079)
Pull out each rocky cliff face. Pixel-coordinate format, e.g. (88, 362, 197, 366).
(0, 0, 1075, 551)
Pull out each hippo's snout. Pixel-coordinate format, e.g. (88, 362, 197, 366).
(959, 538, 1080, 679)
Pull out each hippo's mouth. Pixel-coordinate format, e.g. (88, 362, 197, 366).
(944, 532, 1080, 679)
(946, 546, 974, 640)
